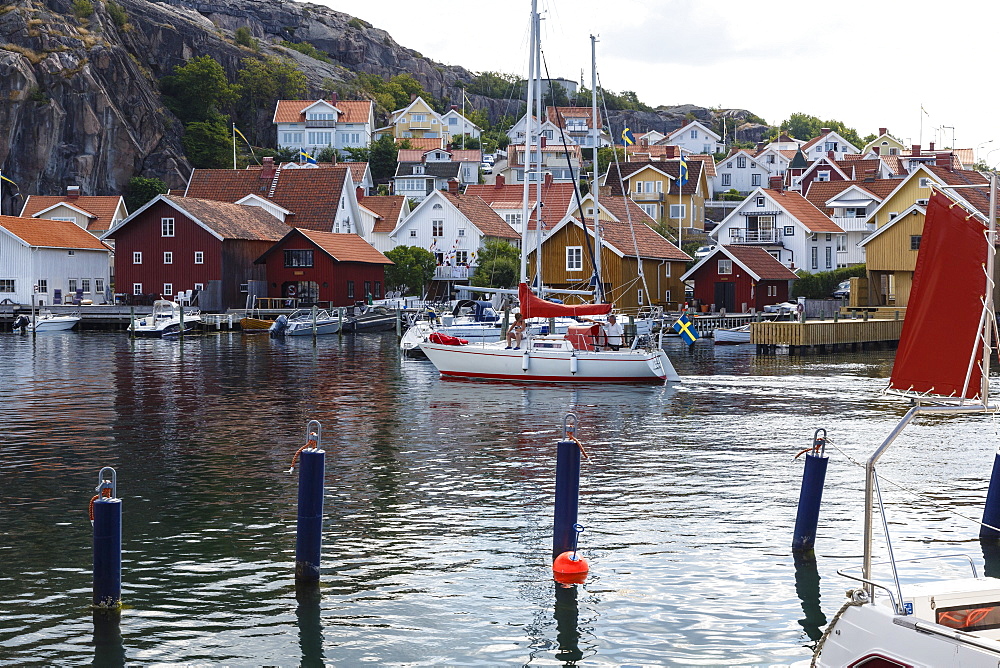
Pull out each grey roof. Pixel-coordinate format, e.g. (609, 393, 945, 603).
(394, 162, 461, 179)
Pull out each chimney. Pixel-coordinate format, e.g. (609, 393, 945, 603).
(447, 178, 459, 193)
(821, 128, 831, 135)
(410, 93, 416, 102)
(937, 152, 954, 171)
(665, 145, 676, 159)
(769, 176, 783, 191)
(879, 127, 887, 136)
(872, 146, 881, 156)
(495, 174, 505, 188)
(544, 172, 553, 186)
(828, 151, 835, 160)
(66, 185, 80, 200)
(929, 142, 935, 151)
(540, 136, 547, 149)
(450, 105, 458, 111)
(260, 156, 276, 180)
(356, 186, 365, 199)
(330, 92, 338, 105)
(756, 141, 765, 152)
(912, 144, 921, 157)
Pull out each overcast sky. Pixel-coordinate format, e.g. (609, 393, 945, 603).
(317, 0, 1000, 164)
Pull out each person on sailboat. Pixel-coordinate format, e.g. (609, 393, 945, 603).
(582, 314, 624, 350)
(505, 313, 526, 349)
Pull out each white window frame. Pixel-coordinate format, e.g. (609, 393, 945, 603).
(133, 251, 142, 264)
(161, 217, 175, 237)
(409, 229, 417, 237)
(163, 251, 173, 264)
(718, 259, 732, 275)
(36, 279, 47, 293)
(95, 278, 104, 294)
(194, 251, 204, 264)
(163, 283, 173, 296)
(669, 204, 686, 219)
(566, 246, 583, 271)
(432, 220, 444, 237)
(133, 283, 143, 295)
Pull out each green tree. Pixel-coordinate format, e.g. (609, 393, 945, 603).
(779, 113, 864, 148)
(449, 133, 480, 150)
(597, 146, 626, 174)
(384, 245, 437, 296)
(368, 135, 410, 180)
(160, 56, 237, 124)
(182, 117, 233, 168)
(124, 176, 168, 212)
(234, 26, 256, 49)
(470, 239, 520, 289)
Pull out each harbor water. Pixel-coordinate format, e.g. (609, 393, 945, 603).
(1, 331, 996, 666)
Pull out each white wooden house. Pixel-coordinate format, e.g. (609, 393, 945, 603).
(0, 215, 112, 305)
(709, 187, 845, 272)
(441, 108, 482, 140)
(714, 149, 773, 194)
(273, 97, 375, 155)
(799, 128, 860, 162)
(666, 121, 723, 155)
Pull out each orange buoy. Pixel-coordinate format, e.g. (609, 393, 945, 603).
(553, 550, 589, 576)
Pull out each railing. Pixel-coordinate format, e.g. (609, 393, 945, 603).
(726, 229, 782, 244)
(833, 216, 875, 233)
(406, 121, 432, 130)
(434, 266, 472, 280)
(631, 192, 664, 201)
(305, 120, 336, 128)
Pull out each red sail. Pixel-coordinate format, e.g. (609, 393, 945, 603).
(518, 282, 612, 319)
(889, 192, 987, 399)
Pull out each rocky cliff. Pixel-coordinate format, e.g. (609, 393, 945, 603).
(0, 0, 768, 214)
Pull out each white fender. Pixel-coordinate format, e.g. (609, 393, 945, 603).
(522, 351, 530, 371)
(570, 353, 578, 374)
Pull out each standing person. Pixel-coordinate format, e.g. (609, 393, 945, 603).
(506, 313, 526, 349)
(583, 314, 625, 350)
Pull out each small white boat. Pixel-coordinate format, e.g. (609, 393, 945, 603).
(712, 323, 751, 344)
(129, 300, 201, 337)
(13, 311, 81, 332)
(268, 309, 342, 336)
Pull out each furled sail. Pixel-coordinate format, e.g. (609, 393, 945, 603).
(888, 191, 988, 400)
(517, 282, 612, 319)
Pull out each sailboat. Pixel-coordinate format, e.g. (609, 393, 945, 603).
(804, 180, 1000, 664)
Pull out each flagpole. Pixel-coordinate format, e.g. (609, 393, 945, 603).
(232, 123, 237, 170)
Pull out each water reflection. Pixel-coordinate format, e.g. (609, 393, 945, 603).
(793, 552, 827, 644)
(553, 583, 583, 664)
(295, 583, 324, 667)
(92, 610, 125, 667)
(981, 540, 1000, 578)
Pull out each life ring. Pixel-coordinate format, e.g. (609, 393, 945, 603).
(287, 284, 297, 297)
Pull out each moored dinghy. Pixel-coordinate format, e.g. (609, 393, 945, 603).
(805, 182, 1000, 665)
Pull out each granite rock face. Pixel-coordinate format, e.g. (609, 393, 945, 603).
(0, 0, 764, 213)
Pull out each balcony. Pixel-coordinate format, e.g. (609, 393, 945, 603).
(727, 229, 783, 244)
(631, 191, 664, 202)
(833, 216, 875, 233)
(434, 265, 473, 280)
(305, 119, 337, 128)
(407, 121, 432, 130)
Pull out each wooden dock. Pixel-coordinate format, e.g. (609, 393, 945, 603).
(752, 317, 904, 353)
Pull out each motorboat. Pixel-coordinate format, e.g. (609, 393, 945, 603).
(712, 323, 751, 344)
(268, 309, 341, 337)
(12, 311, 81, 332)
(129, 300, 201, 337)
(804, 184, 1000, 665)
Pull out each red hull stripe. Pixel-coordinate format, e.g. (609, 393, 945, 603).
(439, 370, 666, 383)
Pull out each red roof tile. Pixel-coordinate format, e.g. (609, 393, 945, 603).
(464, 181, 576, 230)
(546, 106, 602, 131)
(296, 229, 392, 264)
(722, 245, 799, 280)
(762, 189, 844, 233)
(273, 99, 372, 124)
(586, 196, 689, 261)
(20, 195, 124, 232)
(0, 215, 111, 250)
(440, 192, 519, 239)
(359, 195, 407, 234)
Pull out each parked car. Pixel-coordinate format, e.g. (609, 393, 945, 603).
(832, 280, 850, 299)
(481, 162, 493, 174)
(694, 245, 716, 259)
(483, 154, 495, 165)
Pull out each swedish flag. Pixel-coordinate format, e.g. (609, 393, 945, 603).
(678, 157, 689, 187)
(622, 127, 635, 146)
(299, 150, 317, 164)
(672, 313, 699, 345)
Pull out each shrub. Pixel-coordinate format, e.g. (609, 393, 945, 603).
(234, 26, 255, 49)
(279, 40, 331, 63)
(106, 1, 127, 28)
(791, 266, 867, 299)
(347, 17, 365, 29)
(72, 0, 93, 18)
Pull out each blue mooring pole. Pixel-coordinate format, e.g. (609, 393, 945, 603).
(92, 467, 122, 609)
(792, 429, 829, 552)
(553, 414, 582, 561)
(980, 447, 1000, 540)
(295, 420, 325, 582)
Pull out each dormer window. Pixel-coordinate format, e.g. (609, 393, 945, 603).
(413, 165, 424, 175)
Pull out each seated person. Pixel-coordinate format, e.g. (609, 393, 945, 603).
(582, 314, 624, 350)
(506, 314, 526, 349)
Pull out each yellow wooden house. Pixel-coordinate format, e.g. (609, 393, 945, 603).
(862, 128, 907, 157)
(860, 163, 989, 306)
(380, 96, 450, 142)
(604, 159, 709, 232)
(526, 194, 691, 312)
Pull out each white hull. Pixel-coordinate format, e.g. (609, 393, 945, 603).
(130, 316, 202, 337)
(420, 338, 679, 383)
(283, 320, 342, 336)
(401, 317, 658, 351)
(30, 316, 80, 332)
(712, 325, 751, 344)
(811, 581, 1000, 666)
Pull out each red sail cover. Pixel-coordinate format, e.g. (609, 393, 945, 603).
(517, 282, 612, 319)
(889, 192, 987, 399)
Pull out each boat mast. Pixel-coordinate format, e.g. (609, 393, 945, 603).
(518, 0, 537, 285)
(983, 171, 997, 402)
(533, 9, 544, 292)
(590, 35, 604, 302)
